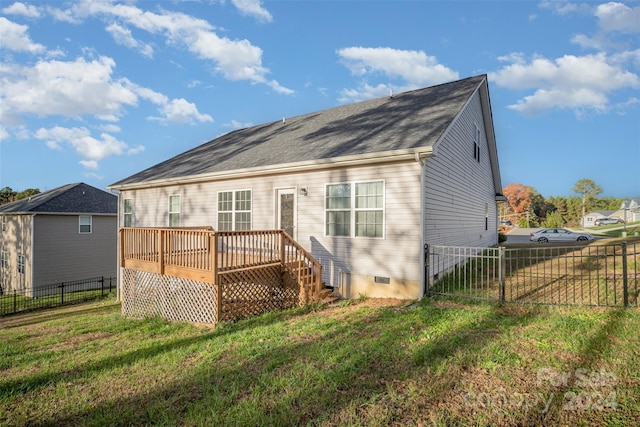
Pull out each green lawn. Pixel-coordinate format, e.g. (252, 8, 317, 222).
(1, 298, 639, 426)
(590, 222, 640, 238)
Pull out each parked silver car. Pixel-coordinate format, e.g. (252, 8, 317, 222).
(529, 228, 594, 243)
(594, 217, 624, 226)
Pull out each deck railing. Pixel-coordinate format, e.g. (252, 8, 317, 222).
(119, 227, 323, 302)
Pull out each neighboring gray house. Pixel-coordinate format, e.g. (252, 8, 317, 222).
(0, 183, 117, 296)
(583, 198, 640, 227)
(109, 75, 506, 300)
(582, 210, 617, 227)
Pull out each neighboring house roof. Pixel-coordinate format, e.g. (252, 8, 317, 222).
(585, 211, 616, 217)
(0, 183, 117, 215)
(622, 198, 640, 209)
(110, 74, 501, 192)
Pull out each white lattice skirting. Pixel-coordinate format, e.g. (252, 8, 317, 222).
(121, 268, 218, 325)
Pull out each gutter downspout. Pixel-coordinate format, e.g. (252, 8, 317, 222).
(112, 189, 121, 302)
(30, 213, 35, 295)
(415, 153, 427, 299)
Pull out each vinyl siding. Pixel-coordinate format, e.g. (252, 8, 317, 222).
(0, 214, 33, 291)
(119, 161, 424, 291)
(423, 90, 499, 248)
(32, 215, 117, 287)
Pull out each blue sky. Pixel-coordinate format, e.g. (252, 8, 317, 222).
(1, 0, 638, 199)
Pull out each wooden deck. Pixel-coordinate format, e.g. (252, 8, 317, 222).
(120, 227, 324, 303)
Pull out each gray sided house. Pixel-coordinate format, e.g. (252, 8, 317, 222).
(109, 75, 506, 300)
(0, 183, 117, 296)
(583, 199, 640, 227)
(582, 210, 617, 227)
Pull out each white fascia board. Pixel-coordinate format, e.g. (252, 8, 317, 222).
(110, 148, 434, 191)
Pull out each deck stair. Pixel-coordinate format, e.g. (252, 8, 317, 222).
(120, 227, 338, 325)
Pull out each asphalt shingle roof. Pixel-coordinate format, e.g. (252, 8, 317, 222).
(0, 183, 117, 214)
(111, 75, 486, 188)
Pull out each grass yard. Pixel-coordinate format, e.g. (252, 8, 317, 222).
(1, 297, 639, 426)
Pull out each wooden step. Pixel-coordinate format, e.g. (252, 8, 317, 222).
(318, 288, 333, 299)
(316, 287, 340, 304)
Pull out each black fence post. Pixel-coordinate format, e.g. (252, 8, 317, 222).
(622, 242, 628, 307)
(424, 244, 430, 297)
(13, 289, 17, 314)
(499, 247, 506, 303)
(101, 276, 105, 297)
(60, 282, 65, 305)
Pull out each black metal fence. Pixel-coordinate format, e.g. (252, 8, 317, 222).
(426, 242, 639, 307)
(0, 276, 117, 316)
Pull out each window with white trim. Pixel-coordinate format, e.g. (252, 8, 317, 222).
(123, 198, 133, 227)
(473, 124, 481, 162)
(169, 195, 181, 227)
(485, 202, 489, 231)
(17, 254, 25, 274)
(79, 215, 92, 234)
(1, 215, 6, 232)
(1, 251, 8, 269)
(217, 190, 252, 231)
(326, 181, 384, 238)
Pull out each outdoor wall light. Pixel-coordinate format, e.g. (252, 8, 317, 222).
(299, 187, 308, 196)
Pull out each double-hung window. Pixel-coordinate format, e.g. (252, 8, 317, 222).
(326, 183, 351, 236)
(17, 254, 25, 274)
(326, 181, 384, 238)
(1, 215, 6, 232)
(79, 215, 92, 234)
(217, 190, 252, 231)
(473, 124, 481, 162)
(123, 199, 133, 227)
(169, 195, 181, 227)
(1, 251, 8, 269)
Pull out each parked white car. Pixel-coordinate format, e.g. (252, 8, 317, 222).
(529, 228, 594, 243)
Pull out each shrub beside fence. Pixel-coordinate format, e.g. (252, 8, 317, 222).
(427, 242, 639, 307)
(0, 276, 116, 316)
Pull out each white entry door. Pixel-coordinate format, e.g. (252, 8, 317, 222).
(276, 188, 296, 238)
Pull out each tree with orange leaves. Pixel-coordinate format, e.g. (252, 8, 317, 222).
(502, 183, 533, 218)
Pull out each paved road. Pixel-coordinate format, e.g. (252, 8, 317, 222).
(502, 227, 623, 244)
(503, 228, 537, 244)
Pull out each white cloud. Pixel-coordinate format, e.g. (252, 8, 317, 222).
(80, 159, 99, 169)
(45, 140, 62, 150)
(1, 2, 41, 18)
(538, 1, 589, 16)
(0, 55, 210, 128)
(232, 0, 273, 23)
(490, 53, 640, 116)
(224, 120, 253, 130)
(105, 23, 154, 58)
(127, 82, 168, 105)
(0, 56, 137, 125)
(125, 82, 214, 124)
(60, 0, 291, 94)
(154, 98, 214, 124)
(571, 33, 603, 50)
(98, 124, 121, 133)
(127, 145, 145, 155)
(0, 126, 8, 141)
(46, 5, 80, 23)
(338, 83, 397, 104)
(35, 126, 130, 166)
(336, 47, 459, 102)
(570, 3, 640, 51)
(595, 2, 640, 34)
(0, 17, 45, 53)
